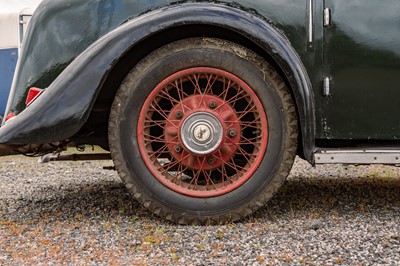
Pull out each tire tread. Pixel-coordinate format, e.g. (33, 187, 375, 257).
(108, 38, 298, 224)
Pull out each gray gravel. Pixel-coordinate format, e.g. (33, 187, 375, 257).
(1, 155, 399, 265)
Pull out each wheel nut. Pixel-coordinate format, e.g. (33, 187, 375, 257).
(175, 110, 183, 119)
(209, 101, 217, 109)
(207, 157, 215, 165)
(174, 145, 182, 153)
(228, 129, 237, 137)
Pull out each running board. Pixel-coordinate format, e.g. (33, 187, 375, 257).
(314, 149, 400, 164)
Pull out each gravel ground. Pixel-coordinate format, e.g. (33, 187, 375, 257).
(0, 155, 399, 265)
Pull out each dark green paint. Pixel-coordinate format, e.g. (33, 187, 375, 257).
(2, 0, 400, 158)
(0, 3, 314, 161)
(8, 0, 314, 115)
(320, 0, 400, 140)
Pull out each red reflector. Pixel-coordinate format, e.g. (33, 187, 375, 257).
(25, 87, 43, 106)
(5, 112, 15, 122)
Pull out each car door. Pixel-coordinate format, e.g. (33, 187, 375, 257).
(320, 0, 400, 140)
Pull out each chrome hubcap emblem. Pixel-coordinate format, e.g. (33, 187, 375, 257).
(181, 112, 223, 155)
(193, 124, 212, 142)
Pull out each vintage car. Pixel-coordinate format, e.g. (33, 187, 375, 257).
(0, 0, 399, 224)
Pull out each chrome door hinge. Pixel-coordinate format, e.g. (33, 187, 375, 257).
(307, 0, 314, 50)
(323, 76, 331, 96)
(324, 8, 331, 27)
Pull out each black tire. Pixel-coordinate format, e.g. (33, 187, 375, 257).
(108, 38, 297, 224)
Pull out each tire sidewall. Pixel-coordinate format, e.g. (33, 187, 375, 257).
(112, 40, 289, 217)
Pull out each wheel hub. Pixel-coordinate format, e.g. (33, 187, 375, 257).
(181, 112, 223, 155)
(165, 94, 240, 171)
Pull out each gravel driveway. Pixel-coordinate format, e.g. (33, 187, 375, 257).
(0, 155, 399, 265)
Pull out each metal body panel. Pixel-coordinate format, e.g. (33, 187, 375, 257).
(0, 2, 317, 160)
(320, 0, 400, 140)
(7, 0, 319, 115)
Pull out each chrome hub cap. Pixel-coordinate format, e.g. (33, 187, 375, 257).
(181, 112, 223, 155)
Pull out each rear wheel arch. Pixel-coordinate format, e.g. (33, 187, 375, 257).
(89, 22, 313, 160)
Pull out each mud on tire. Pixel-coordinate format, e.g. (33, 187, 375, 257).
(108, 38, 298, 224)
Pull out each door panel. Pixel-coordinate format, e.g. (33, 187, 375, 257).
(321, 0, 400, 140)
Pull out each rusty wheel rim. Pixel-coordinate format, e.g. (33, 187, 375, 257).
(138, 67, 268, 197)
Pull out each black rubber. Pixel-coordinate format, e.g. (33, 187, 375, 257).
(108, 38, 298, 224)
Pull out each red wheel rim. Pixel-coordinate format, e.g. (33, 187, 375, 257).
(138, 67, 268, 197)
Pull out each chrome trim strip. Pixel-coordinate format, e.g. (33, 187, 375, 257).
(315, 149, 400, 164)
(308, 0, 313, 43)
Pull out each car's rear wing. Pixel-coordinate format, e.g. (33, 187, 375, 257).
(0, 0, 42, 120)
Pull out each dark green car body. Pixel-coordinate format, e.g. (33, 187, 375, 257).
(2, 0, 399, 159)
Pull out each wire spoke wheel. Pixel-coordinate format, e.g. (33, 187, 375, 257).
(109, 38, 297, 224)
(138, 67, 268, 197)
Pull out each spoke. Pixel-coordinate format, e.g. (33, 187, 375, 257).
(214, 151, 234, 186)
(151, 101, 170, 119)
(220, 162, 234, 185)
(171, 79, 190, 99)
(170, 163, 190, 183)
(235, 141, 257, 160)
(163, 138, 180, 145)
(196, 156, 207, 171)
(204, 74, 218, 95)
(226, 91, 247, 106)
(159, 88, 180, 105)
(149, 105, 169, 120)
(230, 142, 258, 165)
(213, 150, 224, 163)
(189, 74, 205, 108)
(238, 135, 262, 145)
(225, 121, 260, 131)
(188, 167, 202, 190)
(221, 162, 234, 184)
(235, 107, 256, 115)
(238, 141, 261, 146)
(235, 121, 262, 131)
(170, 78, 191, 113)
(217, 85, 238, 109)
(233, 105, 257, 123)
(160, 159, 180, 173)
(188, 74, 203, 95)
(161, 153, 191, 173)
(203, 169, 217, 190)
(143, 119, 167, 129)
(189, 156, 207, 189)
(169, 162, 183, 183)
(150, 103, 177, 127)
(217, 78, 234, 100)
(224, 158, 246, 173)
(215, 167, 225, 186)
(143, 133, 167, 142)
(197, 74, 218, 107)
(148, 143, 170, 158)
(182, 102, 195, 113)
(216, 90, 249, 112)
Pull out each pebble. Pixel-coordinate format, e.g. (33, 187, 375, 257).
(307, 219, 324, 230)
(0, 156, 399, 265)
